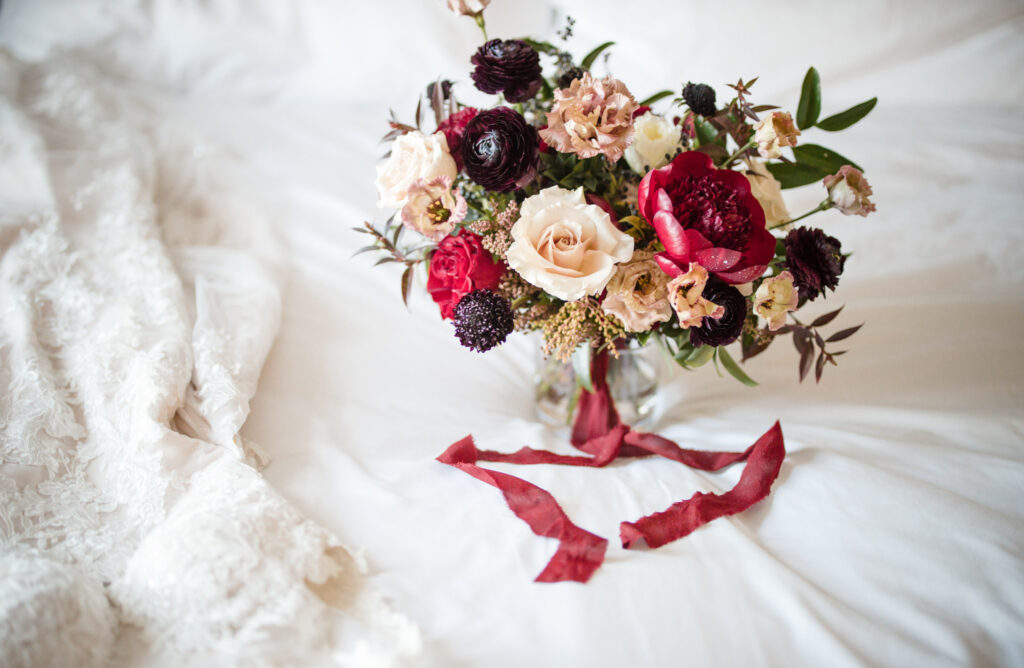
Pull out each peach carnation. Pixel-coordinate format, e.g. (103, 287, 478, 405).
(540, 73, 638, 163)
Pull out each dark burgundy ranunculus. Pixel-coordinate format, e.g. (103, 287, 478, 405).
(470, 39, 543, 103)
(427, 231, 505, 320)
(639, 151, 774, 285)
(782, 226, 845, 301)
(461, 107, 539, 192)
(689, 279, 747, 347)
(437, 107, 478, 171)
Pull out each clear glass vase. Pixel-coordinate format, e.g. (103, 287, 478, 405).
(534, 342, 662, 428)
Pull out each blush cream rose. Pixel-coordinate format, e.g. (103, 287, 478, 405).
(506, 186, 634, 301)
(376, 131, 457, 209)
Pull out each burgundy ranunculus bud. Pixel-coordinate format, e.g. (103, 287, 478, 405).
(782, 226, 845, 301)
(470, 39, 543, 103)
(689, 279, 747, 347)
(437, 107, 478, 171)
(461, 107, 539, 192)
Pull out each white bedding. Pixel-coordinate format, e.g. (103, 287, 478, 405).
(1, 0, 1023, 666)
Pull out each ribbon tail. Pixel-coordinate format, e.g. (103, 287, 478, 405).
(438, 436, 609, 583)
(571, 348, 621, 449)
(620, 421, 786, 549)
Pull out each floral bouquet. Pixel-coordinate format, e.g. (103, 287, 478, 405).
(357, 1, 878, 583)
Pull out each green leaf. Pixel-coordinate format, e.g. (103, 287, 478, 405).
(638, 90, 674, 107)
(792, 143, 863, 174)
(765, 162, 829, 189)
(572, 345, 594, 393)
(796, 66, 821, 130)
(718, 347, 759, 387)
(695, 117, 719, 148)
(680, 344, 714, 369)
(580, 41, 614, 70)
(816, 97, 877, 132)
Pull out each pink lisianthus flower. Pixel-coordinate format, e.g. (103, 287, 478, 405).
(823, 165, 876, 217)
(666, 263, 724, 329)
(400, 175, 467, 241)
(638, 151, 775, 285)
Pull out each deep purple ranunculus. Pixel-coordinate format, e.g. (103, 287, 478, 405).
(470, 39, 543, 103)
(782, 226, 845, 301)
(461, 107, 539, 192)
(689, 279, 747, 347)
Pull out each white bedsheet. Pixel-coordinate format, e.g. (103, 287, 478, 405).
(2, 0, 1023, 666)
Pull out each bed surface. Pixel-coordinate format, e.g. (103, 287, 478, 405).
(2, 1, 1022, 665)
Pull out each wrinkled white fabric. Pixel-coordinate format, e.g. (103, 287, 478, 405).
(0, 53, 418, 666)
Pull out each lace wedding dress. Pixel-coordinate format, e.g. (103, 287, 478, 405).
(0, 52, 419, 667)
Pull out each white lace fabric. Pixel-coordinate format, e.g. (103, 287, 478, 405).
(0, 52, 419, 667)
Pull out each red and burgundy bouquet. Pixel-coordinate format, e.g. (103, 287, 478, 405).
(358, 2, 878, 583)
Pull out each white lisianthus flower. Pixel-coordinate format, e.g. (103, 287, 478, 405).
(753, 111, 800, 159)
(745, 159, 790, 226)
(375, 131, 457, 209)
(753, 271, 799, 331)
(623, 112, 682, 175)
(506, 186, 634, 301)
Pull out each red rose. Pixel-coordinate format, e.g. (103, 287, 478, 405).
(427, 231, 505, 319)
(638, 151, 774, 284)
(437, 107, 478, 171)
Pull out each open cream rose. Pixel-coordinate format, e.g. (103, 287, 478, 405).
(375, 131, 457, 209)
(745, 159, 790, 226)
(506, 186, 634, 301)
(601, 252, 672, 332)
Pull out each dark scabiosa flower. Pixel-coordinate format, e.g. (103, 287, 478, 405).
(470, 39, 543, 103)
(782, 226, 845, 300)
(681, 82, 717, 117)
(556, 66, 587, 90)
(689, 279, 747, 347)
(452, 289, 515, 353)
(461, 107, 539, 192)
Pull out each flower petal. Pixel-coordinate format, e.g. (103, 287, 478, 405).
(653, 252, 684, 278)
(694, 247, 742, 271)
(652, 209, 689, 260)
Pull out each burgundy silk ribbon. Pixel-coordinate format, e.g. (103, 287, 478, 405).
(437, 349, 786, 583)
